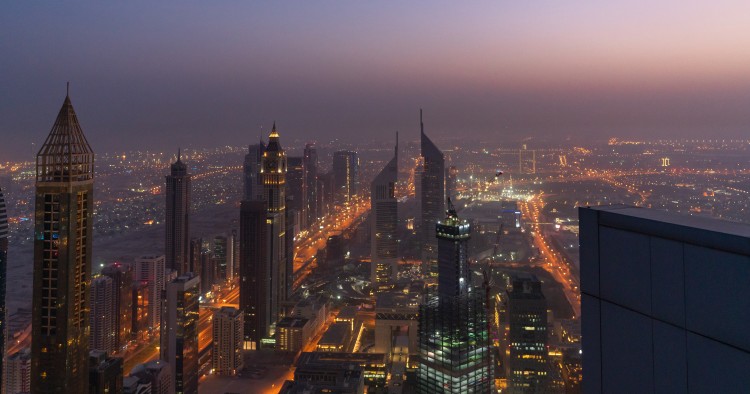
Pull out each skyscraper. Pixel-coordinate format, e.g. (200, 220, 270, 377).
(419, 110, 445, 276)
(240, 200, 269, 349)
(134, 255, 166, 332)
(504, 274, 550, 392)
(286, 156, 305, 234)
(101, 262, 133, 353)
(261, 123, 289, 319)
(88, 350, 123, 394)
(303, 143, 319, 228)
(333, 151, 359, 205)
(580, 205, 750, 393)
(161, 273, 200, 394)
(243, 142, 266, 201)
(165, 150, 191, 274)
(0, 186, 8, 388)
(370, 135, 398, 291)
(89, 276, 116, 355)
(211, 306, 243, 376)
(416, 201, 493, 393)
(31, 89, 95, 394)
(6, 348, 31, 394)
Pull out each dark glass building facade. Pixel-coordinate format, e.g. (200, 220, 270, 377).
(165, 151, 191, 274)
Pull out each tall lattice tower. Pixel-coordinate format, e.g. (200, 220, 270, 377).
(31, 87, 95, 394)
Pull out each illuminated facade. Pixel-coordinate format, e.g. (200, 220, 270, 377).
(419, 110, 445, 276)
(160, 273, 200, 394)
(0, 186, 7, 385)
(134, 255, 166, 331)
(165, 150, 191, 274)
(211, 306, 243, 376)
(31, 91, 95, 394)
(504, 274, 550, 392)
(261, 123, 289, 325)
(416, 202, 493, 393)
(89, 276, 116, 355)
(370, 135, 398, 291)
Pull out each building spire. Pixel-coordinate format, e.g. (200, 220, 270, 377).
(178, 148, 181, 162)
(66, 81, 69, 97)
(395, 131, 399, 160)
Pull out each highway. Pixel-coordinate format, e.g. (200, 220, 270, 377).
(520, 194, 581, 318)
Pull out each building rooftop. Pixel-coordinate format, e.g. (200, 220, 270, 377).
(277, 317, 310, 329)
(375, 291, 420, 311)
(319, 322, 351, 347)
(582, 204, 750, 255)
(336, 306, 359, 321)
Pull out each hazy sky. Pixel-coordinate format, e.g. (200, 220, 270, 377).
(3, 1, 750, 160)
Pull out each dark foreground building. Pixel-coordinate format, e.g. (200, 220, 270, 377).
(31, 90, 95, 393)
(580, 205, 750, 393)
(416, 201, 493, 393)
(0, 186, 7, 389)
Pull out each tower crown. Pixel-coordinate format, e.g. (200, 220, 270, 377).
(266, 122, 283, 152)
(36, 93, 94, 183)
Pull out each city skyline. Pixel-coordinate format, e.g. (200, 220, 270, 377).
(4, 2, 750, 159)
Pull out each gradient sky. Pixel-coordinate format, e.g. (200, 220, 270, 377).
(3, 1, 750, 160)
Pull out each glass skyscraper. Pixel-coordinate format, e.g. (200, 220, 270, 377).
(0, 186, 8, 389)
(165, 150, 191, 274)
(419, 110, 445, 277)
(417, 201, 493, 393)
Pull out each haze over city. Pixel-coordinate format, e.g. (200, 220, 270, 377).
(3, 1, 750, 159)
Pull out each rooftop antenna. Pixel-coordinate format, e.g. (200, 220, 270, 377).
(177, 148, 181, 162)
(395, 131, 399, 158)
(66, 81, 70, 97)
(420, 109, 424, 134)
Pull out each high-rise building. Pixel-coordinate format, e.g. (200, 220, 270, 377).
(580, 205, 750, 393)
(317, 172, 335, 219)
(161, 273, 200, 394)
(212, 234, 229, 283)
(239, 200, 268, 349)
(165, 150, 191, 274)
(89, 276, 116, 355)
(31, 90, 95, 394)
(419, 110, 445, 276)
(303, 143, 318, 228)
(101, 262, 133, 353)
(131, 281, 150, 341)
(243, 142, 266, 201)
(333, 151, 359, 205)
(211, 306, 243, 376)
(370, 135, 398, 291)
(287, 156, 305, 233)
(416, 201, 493, 393)
(0, 185, 8, 386)
(504, 274, 550, 392)
(88, 350, 123, 394)
(5, 348, 31, 394)
(129, 360, 172, 394)
(261, 123, 290, 321)
(134, 255, 166, 332)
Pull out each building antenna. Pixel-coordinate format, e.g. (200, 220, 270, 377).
(420, 109, 424, 134)
(66, 81, 70, 97)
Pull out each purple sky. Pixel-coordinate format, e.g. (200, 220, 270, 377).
(2, 1, 750, 160)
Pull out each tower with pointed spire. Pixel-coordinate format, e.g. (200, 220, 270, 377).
(31, 88, 95, 393)
(370, 133, 399, 291)
(261, 122, 289, 328)
(419, 110, 445, 277)
(166, 149, 191, 275)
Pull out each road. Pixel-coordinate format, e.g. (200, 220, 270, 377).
(520, 195, 581, 318)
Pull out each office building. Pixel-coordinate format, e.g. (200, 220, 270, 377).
(5, 348, 31, 394)
(303, 143, 318, 228)
(333, 150, 359, 205)
(134, 255, 166, 332)
(288, 352, 388, 391)
(161, 273, 200, 394)
(416, 201, 493, 393)
(419, 110, 445, 276)
(31, 90, 95, 393)
(101, 262, 133, 352)
(287, 155, 305, 232)
(212, 234, 229, 282)
(243, 142, 266, 201)
(371, 135, 399, 291)
(281, 360, 365, 394)
(276, 317, 311, 353)
(504, 274, 550, 392)
(88, 350, 123, 394)
(0, 185, 8, 385)
(580, 205, 750, 393)
(374, 291, 419, 362)
(260, 123, 290, 320)
(212, 306, 243, 376)
(166, 150, 191, 274)
(446, 165, 458, 202)
(90, 276, 116, 355)
(240, 200, 269, 349)
(318, 171, 335, 219)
